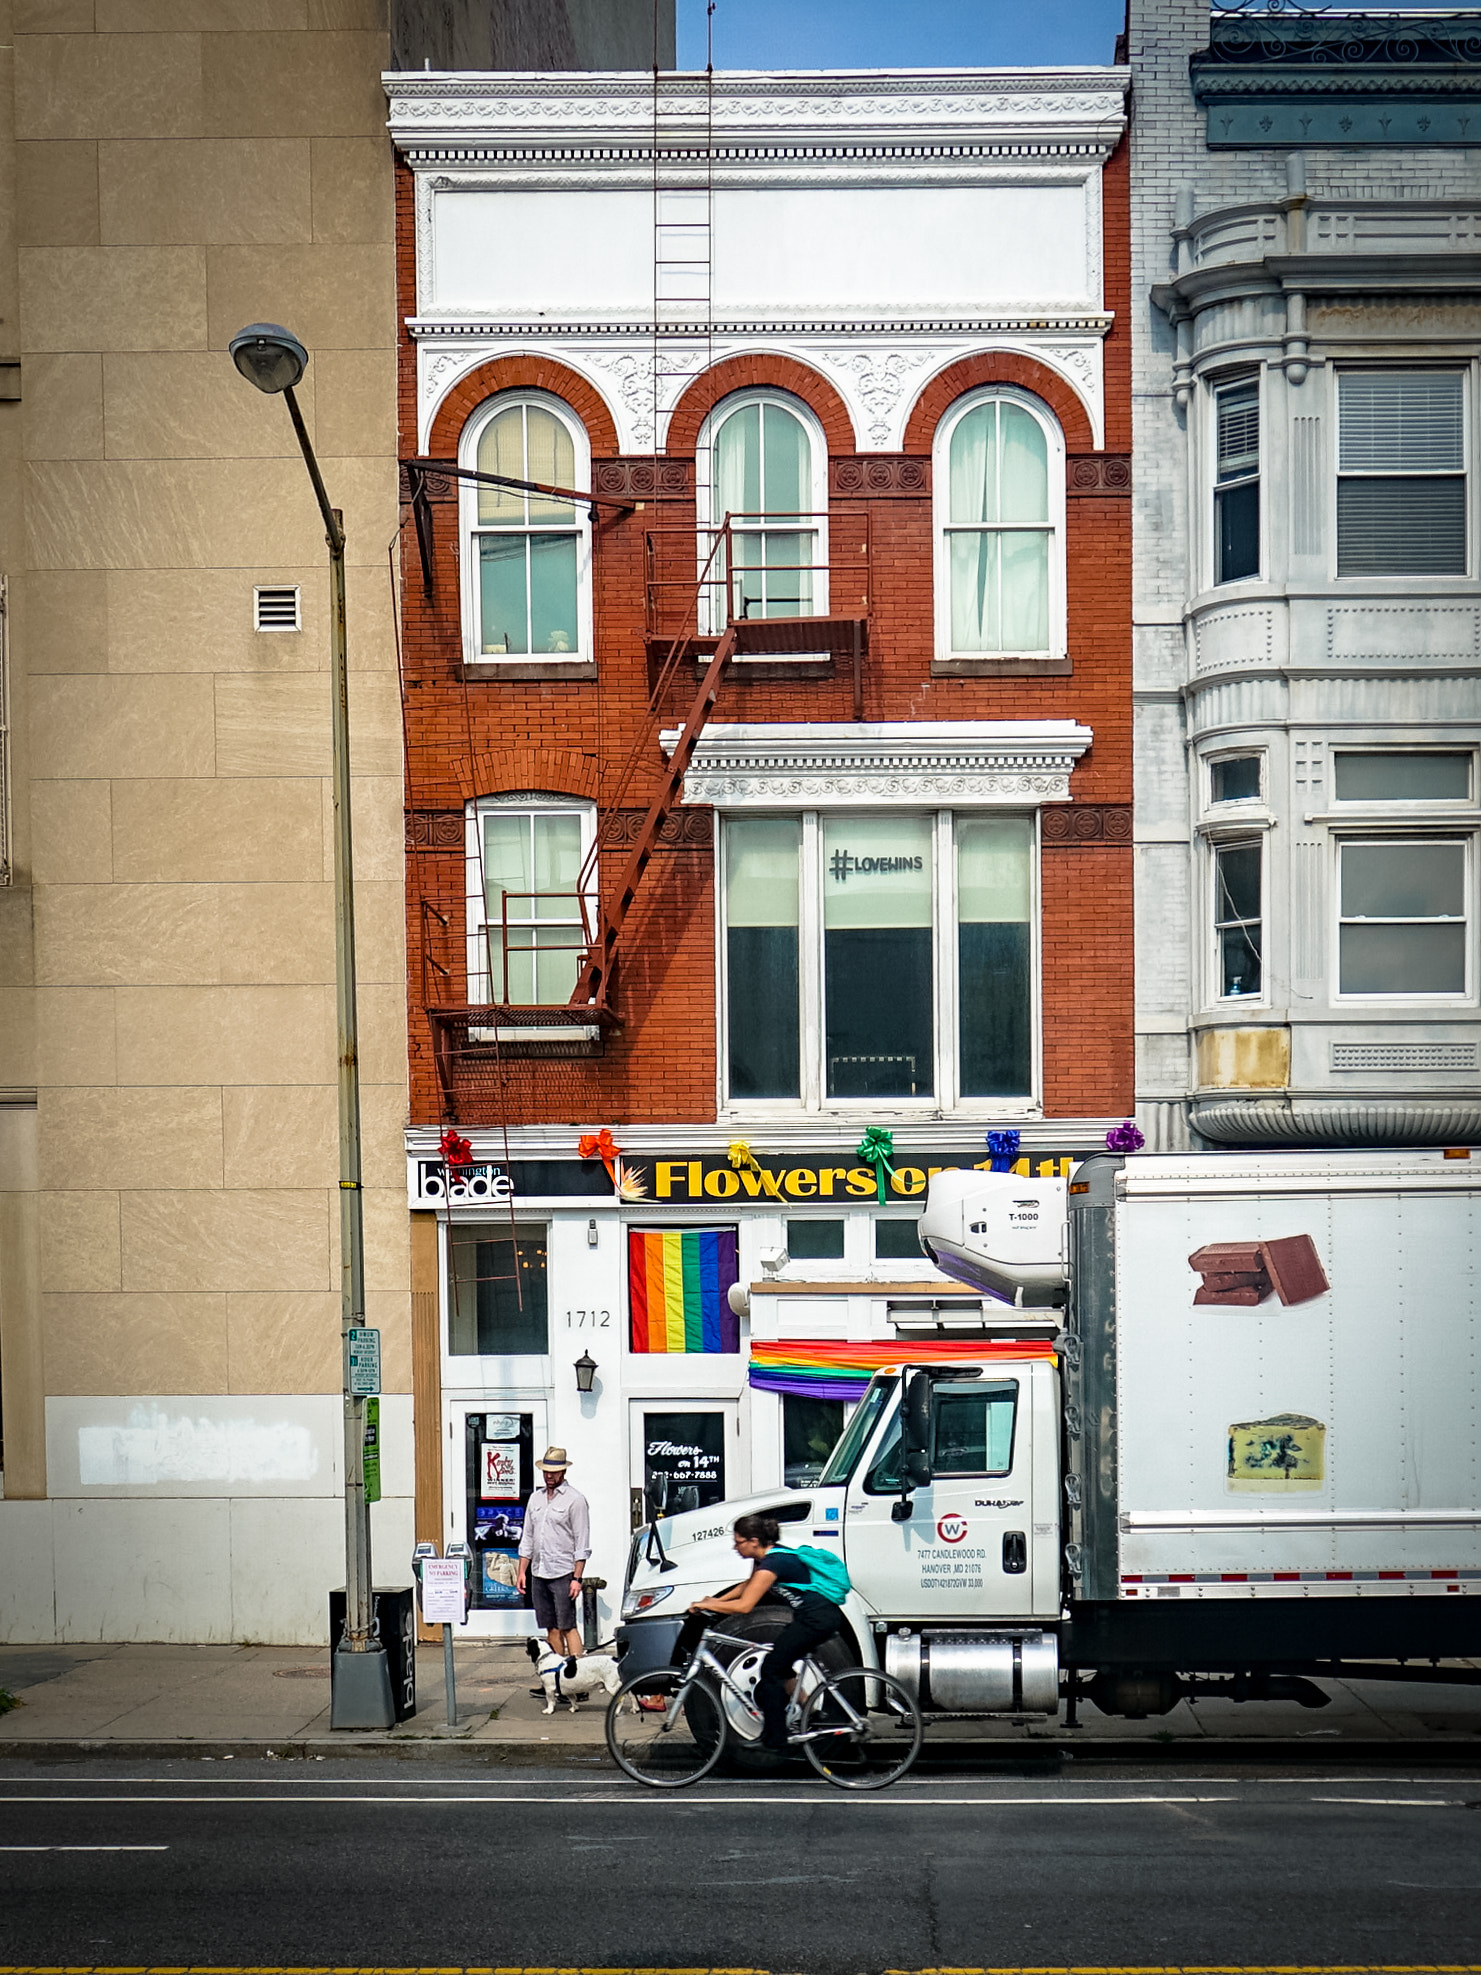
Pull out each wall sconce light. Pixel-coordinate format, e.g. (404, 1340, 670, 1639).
(574, 1351, 598, 1393)
(587, 1218, 598, 1248)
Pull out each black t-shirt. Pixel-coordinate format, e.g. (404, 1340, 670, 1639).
(753, 1547, 838, 1629)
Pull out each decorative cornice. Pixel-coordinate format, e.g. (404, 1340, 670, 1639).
(665, 720, 1094, 810)
(408, 315, 1115, 340)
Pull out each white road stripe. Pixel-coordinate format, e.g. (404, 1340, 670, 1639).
(1311, 1797, 1464, 1806)
(0, 1845, 169, 1852)
(0, 1792, 1237, 1807)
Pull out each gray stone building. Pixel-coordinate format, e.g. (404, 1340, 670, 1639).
(1128, 1, 1481, 1147)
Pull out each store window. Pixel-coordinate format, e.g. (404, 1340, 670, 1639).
(466, 797, 595, 1007)
(787, 1218, 845, 1260)
(1337, 839, 1469, 997)
(722, 811, 1035, 1109)
(448, 1226, 549, 1356)
(874, 1217, 924, 1260)
(935, 387, 1064, 661)
(702, 391, 827, 624)
(783, 1394, 847, 1488)
(1337, 371, 1466, 577)
(460, 393, 591, 662)
(1213, 377, 1260, 585)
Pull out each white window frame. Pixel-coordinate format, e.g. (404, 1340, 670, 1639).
(458, 391, 593, 667)
(1333, 832, 1474, 1006)
(465, 794, 597, 1013)
(440, 1216, 553, 1379)
(1330, 747, 1476, 811)
(1210, 372, 1262, 589)
(932, 385, 1067, 664)
(1205, 747, 1266, 810)
(696, 389, 830, 635)
(1206, 829, 1268, 1008)
(1332, 366, 1471, 584)
(717, 807, 1041, 1118)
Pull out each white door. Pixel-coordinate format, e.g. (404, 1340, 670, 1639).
(629, 1400, 745, 1527)
(842, 1373, 1037, 1619)
(444, 1398, 547, 1638)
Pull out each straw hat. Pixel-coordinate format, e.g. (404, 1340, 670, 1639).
(536, 1445, 570, 1472)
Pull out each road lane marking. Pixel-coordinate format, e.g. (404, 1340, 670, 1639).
(0, 1792, 1239, 1808)
(0, 1844, 168, 1852)
(6, 1966, 1481, 1975)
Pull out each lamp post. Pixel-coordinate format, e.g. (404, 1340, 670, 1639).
(230, 323, 394, 1730)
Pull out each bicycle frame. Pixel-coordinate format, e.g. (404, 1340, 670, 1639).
(664, 1627, 871, 1748)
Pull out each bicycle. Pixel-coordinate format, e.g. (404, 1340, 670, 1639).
(605, 1625, 923, 1791)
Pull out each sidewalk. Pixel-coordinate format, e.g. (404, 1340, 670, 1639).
(4, 1639, 1481, 1761)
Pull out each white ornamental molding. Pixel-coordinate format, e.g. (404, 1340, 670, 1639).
(664, 721, 1095, 811)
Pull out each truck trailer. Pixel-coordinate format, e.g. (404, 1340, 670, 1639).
(614, 1152, 1481, 1721)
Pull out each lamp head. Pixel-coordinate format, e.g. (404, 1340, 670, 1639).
(573, 1350, 598, 1394)
(229, 322, 308, 395)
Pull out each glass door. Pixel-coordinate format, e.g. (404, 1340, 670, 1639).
(444, 1398, 547, 1637)
(629, 1402, 741, 1524)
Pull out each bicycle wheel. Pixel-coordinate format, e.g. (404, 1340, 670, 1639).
(606, 1669, 728, 1788)
(798, 1668, 922, 1791)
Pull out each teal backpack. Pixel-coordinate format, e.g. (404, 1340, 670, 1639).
(773, 1543, 851, 1605)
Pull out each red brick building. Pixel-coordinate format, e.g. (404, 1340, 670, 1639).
(388, 67, 1132, 1637)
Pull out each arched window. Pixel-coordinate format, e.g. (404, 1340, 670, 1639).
(460, 393, 591, 665)
(933, 387, 1065, 662)
(698, 390, 828, 624)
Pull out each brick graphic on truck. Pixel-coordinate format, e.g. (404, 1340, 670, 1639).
(1189, 1233, 1329, 1307)
(1227, 1412, 1326, 1492)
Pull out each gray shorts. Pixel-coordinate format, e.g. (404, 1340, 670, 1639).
(530, 1573, 577, 1631)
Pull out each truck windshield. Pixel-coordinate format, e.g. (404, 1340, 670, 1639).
(818, 1376, 897, 1486)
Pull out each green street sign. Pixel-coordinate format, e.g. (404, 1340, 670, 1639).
(363, 1396, 381, 1505)
(348, 1326, 381, 1396)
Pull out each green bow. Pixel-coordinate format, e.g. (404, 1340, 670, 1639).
(855, 1126, 896, 1205)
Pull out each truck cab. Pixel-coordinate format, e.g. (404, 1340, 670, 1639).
(616, 1353, 1063, 1717)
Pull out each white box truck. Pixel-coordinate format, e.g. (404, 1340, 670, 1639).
(614, 1152, 1481, 1719)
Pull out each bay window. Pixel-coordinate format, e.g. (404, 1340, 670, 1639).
(1337, 371, 1467, 577)
(1213, 838, 1263, 1000)
(1213, 377, 1260, 585)
(1338, 839, 1469, 998)
(461, 394, 591, 663)
(721, 810, 1036, 1109)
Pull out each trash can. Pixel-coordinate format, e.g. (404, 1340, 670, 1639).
(329, 1585, 417, 1722)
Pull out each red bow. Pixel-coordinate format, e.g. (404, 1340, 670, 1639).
(439, 1128, 474, 1171)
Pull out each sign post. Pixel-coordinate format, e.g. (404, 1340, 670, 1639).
(418, 1549, 469, 1727)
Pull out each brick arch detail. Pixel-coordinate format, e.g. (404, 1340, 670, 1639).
(427, 356, 621, 458)
(461, 749, 602, 806)
(665, 354, 857, 455)
(902, 353, 1095, 454)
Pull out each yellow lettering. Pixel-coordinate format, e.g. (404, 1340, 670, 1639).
(846, 1166, 876, 1197)
(690, 1160, 703, 1196)
(739, 1166, 784, 1199)
(817, 1166, 848, 1197)
(704, 1168, 740, 1198)
(1010, 1157, 1030, 1177)
(656, 1161, 685, 1199)
(786, 1167, 816, 1197)
(893, 1166, 926, 1196)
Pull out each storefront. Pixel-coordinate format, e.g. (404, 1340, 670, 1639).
(408, 1134, 1094, 1639)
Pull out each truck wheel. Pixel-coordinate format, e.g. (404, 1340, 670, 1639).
(712, 1608, 853, 1770)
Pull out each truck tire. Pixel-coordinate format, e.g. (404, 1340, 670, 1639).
(711, 1605, 853, 1771)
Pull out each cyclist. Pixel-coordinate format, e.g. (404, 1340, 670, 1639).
(680, 1512, 843, 1752)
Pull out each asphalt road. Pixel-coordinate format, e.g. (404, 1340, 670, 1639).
(2, 1756, 1480, 1970)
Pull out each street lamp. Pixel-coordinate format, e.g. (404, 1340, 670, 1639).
(574, 1351, 598, 1393)
(230, 323, 394, 1731)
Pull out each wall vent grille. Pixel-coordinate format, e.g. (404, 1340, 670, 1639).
(254, 585, 301, 631)
(1331, 1042, 1477, 1073)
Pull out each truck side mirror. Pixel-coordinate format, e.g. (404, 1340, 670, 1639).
(906, 1449, 933, 1489)
(903, 1371, 934, 1480)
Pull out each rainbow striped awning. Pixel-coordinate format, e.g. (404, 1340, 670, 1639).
(748, 1337, 1057, 1400)
(629, 1228, 740, 1354)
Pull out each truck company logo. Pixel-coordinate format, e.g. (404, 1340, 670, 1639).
(937, 1514, 969, 1543)
(974, 1499, 1023, 1510)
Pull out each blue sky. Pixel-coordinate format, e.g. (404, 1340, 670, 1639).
(675, 0, 1127, 70)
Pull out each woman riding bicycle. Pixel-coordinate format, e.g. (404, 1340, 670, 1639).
(678, 1512, 843, 1752)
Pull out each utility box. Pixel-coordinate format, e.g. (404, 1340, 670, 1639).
(329, 1586, 417, 1722)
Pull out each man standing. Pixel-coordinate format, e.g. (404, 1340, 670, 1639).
(517, 1446, 591, 1669)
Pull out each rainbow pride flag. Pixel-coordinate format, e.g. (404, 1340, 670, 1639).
(629, 1228, 740, 1354)
(748, 1337, 1057, 1400)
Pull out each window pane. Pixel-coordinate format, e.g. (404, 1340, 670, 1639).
(1211, 756, 1261, 803)
(787, 1218, 845, 1259)
(531, 813, 583, 917)
(998, 529, 1049, 651)
(949, 530, 997, 652)
(933, 1384, 1017, 1476)
(1219, 923, 1262, 998)
(476, 406, 527, 522)
(1215, 842, 1261, 922)
(949, 402, 997, 524)
(824, 815, 933, 929)
(761, 402, 809, 514)
(783, 1394, 846, 1489)
(483, 814, 531, 906)
(824, 810, 934, 1093)
(449, 1229, 549, 1355)
(1337, 477, 1466, 576)
(999, 404, 1048, 521)
(1341, 842, 1464, 919)
(715, 402, 760, 516)
(1340, 371, 1464, 471)
(1334, 752, 1471, 802)
(1217, 382, 1260, 479)
(523, 405, 576, 523)
(528, 533, 578, 653)
(531, 923, 581, 1004)
(874, 1217, 924, 1259)
(1216, 479, 1260, 583)
(958, 816, 1033, 1098)
(726, 817, 800, 1100)
(1340, 922, 1466, 995)
(732, 527, 814, 617)
(478, 535, 529, 654)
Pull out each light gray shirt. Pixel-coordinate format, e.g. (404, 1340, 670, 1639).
(518, 1479, 591, 1577)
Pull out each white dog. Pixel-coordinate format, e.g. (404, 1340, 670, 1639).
(525, 1637, 624, 1715)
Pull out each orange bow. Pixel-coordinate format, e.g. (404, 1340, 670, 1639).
(578, 1128, 621, 1186)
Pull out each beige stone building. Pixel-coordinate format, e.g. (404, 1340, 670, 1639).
(0, 1, 410, 1643)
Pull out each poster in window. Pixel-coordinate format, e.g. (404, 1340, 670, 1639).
(480, 1441, 520, 1500)
(643, 1410, 727, 1518)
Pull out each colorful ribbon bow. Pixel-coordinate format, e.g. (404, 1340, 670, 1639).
(855, 1126, 896, 1205)
(1105, 1120, 1146, 1154)
(439, 1128, 474, 1173)
(578, 1128, 621, 1186)
(727, 1139, 758, 1172)
(985, 1128, 1021, 1174)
